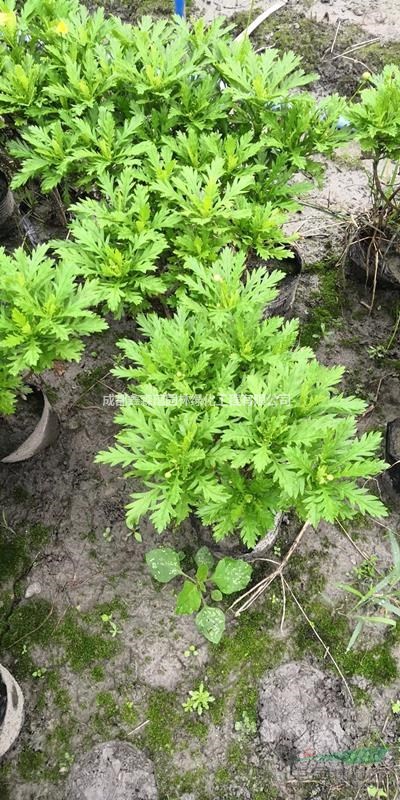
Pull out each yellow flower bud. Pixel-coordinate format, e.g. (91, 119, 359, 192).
(54, 19, 69, 36)
(0, 11, 16, 30)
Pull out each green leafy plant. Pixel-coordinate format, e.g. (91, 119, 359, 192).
(339, 531, 400, 651)
(97, 248, 387, 548)
(0, 244, 106, 414)
(391, 699, 400, 715)
(348, 66, 400, 307)
(4, 3, 350, 211)
(350, 65, 400, 217)
(53, 168, 172, 315)
(100, 613, 120, 638)
(234, 710, 257, 736)
(182, 682, 215, 715)
(145, 546, 252, 642)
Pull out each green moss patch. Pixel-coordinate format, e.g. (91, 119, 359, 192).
(295, 602, 397, 684)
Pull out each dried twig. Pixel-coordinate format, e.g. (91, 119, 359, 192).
(230, 521, 311, 615)
(127, 720, 149, 736)
(331, 37, 380, 60)
(330, 20, 341, 54)
(282, 578, 354, 703)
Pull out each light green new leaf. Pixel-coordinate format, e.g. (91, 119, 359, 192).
(175, 580, 202, 614)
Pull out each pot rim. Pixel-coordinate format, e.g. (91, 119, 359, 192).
(1, 386, 59, 464)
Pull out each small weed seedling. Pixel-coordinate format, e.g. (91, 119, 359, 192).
(146, 546, 252, 643)
(391, 699, 400, 715)
(234, 711, 257, 736)
(32, 667, 47, 679)
(101, 613, 120, 638)
(339, 531, 400, 650)
(367, 787, 387, 799)
(102, 527, 113, 543)
(183, 682, 215, 716)
(184, 645, 198, 658)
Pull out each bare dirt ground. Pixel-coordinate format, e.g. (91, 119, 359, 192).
(194, 0, 399, 42)
(1, 2, 400, 800)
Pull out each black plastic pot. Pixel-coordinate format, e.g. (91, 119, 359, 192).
(260, 245, 303, 317)
(0, 663, 24, 757)
(0, 386, 59, 464)
(0, 171, 14, 230)
(385, 418, 400, 492)
(348, 224, 400, 289)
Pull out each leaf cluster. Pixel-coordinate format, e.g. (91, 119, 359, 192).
(145, 545, 252, 643)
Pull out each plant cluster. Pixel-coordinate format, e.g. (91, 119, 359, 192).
(0, 1, 391, 646)
(0, 245, 106, 414)
(349, 66, 400, 219)
(339, 530, 400, 650)
(146, 545, 252, 642)
(97, 247, 387, 549)
(1, 0, 351, 316)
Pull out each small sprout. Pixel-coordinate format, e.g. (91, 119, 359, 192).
(59, 751, 74, 774)
(101, 613, 121, 638)
(182, 682, 215, 716)
(125, 529, 142, 542)
(234, 711, 257, 736)
(391, 699, 400, 714)
(32, 667, 47, 679)
(367, 787, 387, 798)
(270, 593, 279, 606)
(103, 526, 113, 543)
(184, 644, 198, 658)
